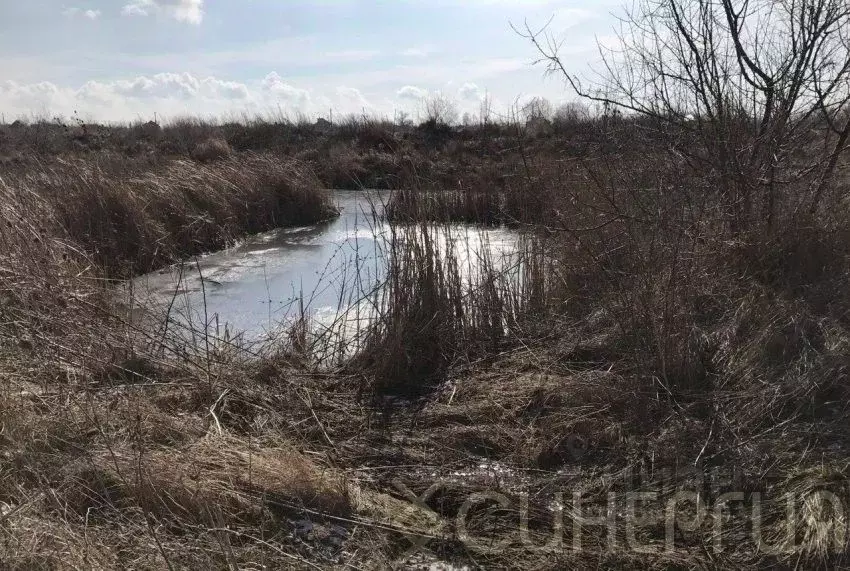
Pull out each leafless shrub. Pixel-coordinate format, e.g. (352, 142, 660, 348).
(422, 92, 460, 126)
(522, 0, 850, 231)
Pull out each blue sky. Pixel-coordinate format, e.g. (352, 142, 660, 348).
(0, 0, 622, 122)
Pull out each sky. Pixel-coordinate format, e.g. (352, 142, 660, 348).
(0, 0, 623, 123)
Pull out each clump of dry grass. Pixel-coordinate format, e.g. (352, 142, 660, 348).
(94, 434, 351, 522)
(9, 153, 336, 276)
(0, 171, 122, 370)
(386, 188, 505, 225)
(352, 221, 525, 396)
(191, 137, 232, 162)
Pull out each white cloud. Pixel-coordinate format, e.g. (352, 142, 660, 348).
(1, 80, 70, 119)
(171, 0, 203, 23)
(261, 72, 311, 107)
(336, 86, 371, 111)
(74, 73, 250, 102)
(0, 63, 575, 123)
(396, 85, 427, 100)
(63, 7, 101, 19)
(122, 0, 204, 24)
(0, 73, 255, 122)
(458, 82, 484, 101)
(122, 3, 148, 16)
(2, 80, 60, 99)
(400, 46, 436, 58)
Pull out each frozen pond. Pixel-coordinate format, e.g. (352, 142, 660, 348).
(128, 191, 519, 351)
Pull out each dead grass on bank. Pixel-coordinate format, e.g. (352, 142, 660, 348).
(0, 166, 442, 567)
(0, 152, 353, 568)
(349, 302, 850, 567)
(0, 362, 452, 570)
(90, 434, 352, 523)
(386, 188, 506, 225)
(5, 152, 335, 277)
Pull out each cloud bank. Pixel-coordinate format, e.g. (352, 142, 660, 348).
(0, 73, 395, 122)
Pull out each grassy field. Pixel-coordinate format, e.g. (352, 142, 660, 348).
(1, 98, 850, 568)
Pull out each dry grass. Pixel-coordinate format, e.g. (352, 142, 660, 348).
(385, 188, 505, 224)
(351, 219, 526, 396)
(93, 434, 352, 522)
(191, 137, 233, 162)
(4, 153, 335, 276)
(323, 130, 850, 567)
(0, 111, 849, 568)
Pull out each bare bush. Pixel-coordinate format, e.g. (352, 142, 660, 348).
(422, 92, 460, 126)
(523, 0, 850, 230)
(520, 96, 553, 124)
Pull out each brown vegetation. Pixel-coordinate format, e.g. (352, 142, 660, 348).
(191, 137, 233, 162)
(2, 118, 849, 569)
(1, 1, 850, 567)
(2, 153, 335, 277)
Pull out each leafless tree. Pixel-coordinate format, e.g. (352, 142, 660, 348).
(554, 101, 591, 124)
(479, 91, 495, 125)
(422, 93, 459, 126)
(520, 0, 850, 228)
(521, 96, 554, 123)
